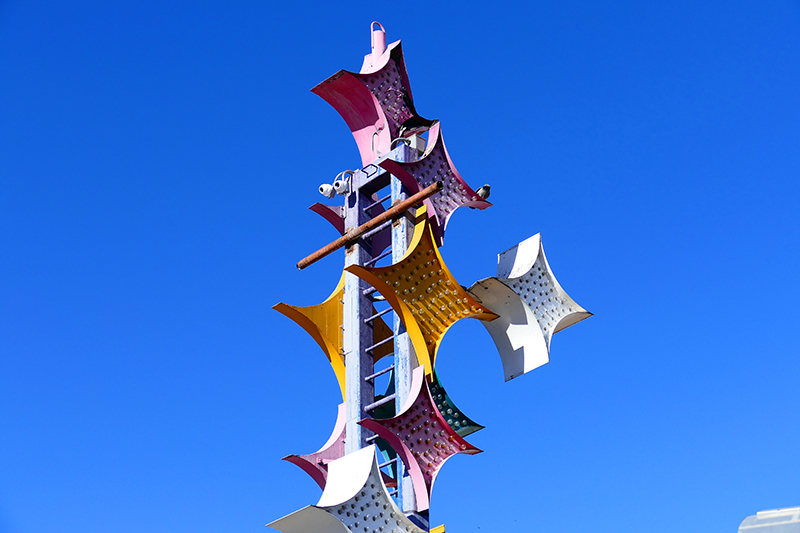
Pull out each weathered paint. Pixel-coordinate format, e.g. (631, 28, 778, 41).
(429, 370, 484, 437)
(468, 233, 591, 381)
(282, 403, 347, 490)
(346, 207, 498, 376)
(273, 276, 393, 399)
(359, 368, 481, 512)
(379, 122, 491, 244)
(312, 39, 433, 166)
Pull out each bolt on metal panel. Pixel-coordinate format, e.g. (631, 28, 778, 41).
(347, 207, 497, 376)
(379, 122, 491, 244)
(360, 367, 481, 512)
(317, 446, 427, 533)
(468, 233, 591, 381)
(312, 40, 433, 166)
(429, 370, 484, 437)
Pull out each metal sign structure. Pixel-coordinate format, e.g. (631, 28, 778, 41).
(268, 22, 591, 533)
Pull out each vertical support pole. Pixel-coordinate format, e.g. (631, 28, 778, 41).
(343, 185, 374, 454)
(391, 143, 423, 520)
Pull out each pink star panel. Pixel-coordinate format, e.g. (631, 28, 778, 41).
(378, 121, 491, 244)
(312, 39, 433, 166)
(359, 367, 481, 511)
(282, 403, 346, 490)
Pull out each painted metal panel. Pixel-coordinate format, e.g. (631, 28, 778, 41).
(274, 276, 393, 401)
(468, 234, 591, 381)
(347, 207, 497, 376)
(273, 275, 347, 398)
(379, 122, 491, 243)
(267, 505, 353, 533)
(429, 370, 484, 437)
(282, 403, 347, 490)
(317, 446, 426, 533)
(360, 368, 482, 511)
(312, 41, 433, 166)
(740, 507, 800, 532)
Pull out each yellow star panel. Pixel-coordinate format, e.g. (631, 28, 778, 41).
(274, 274, 393, 400)
(346, 208, 497, 375)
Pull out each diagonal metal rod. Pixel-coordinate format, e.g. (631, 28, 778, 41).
(365, 393, 396, 412)
(360, 218, 392, 242)
(365, 336, 393, 353)
(378, 457, 398, 469)
(362, 193, 391, 213)
(365, 363, 395, 382)
(364, 307, 392, 324)
(364, 248, 392, 266)
(296, 181, 443, 270)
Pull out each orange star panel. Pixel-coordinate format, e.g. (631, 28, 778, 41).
(346, 208, 497, 375)
(274, 274, 393, 400)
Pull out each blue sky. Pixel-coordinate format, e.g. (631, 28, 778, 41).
(1, 1, 799, 532)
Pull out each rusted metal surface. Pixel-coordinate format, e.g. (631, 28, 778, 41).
(296, 181, 443, 270)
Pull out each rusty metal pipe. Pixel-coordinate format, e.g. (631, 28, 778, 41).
(297, 180, 443, 270)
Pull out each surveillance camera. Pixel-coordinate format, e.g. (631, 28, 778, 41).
(333, 179, 350, 195)
(319, 183, 335, 198)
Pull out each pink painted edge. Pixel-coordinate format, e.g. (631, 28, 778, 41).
(423, 378, 482, 494)
(309, 203, 345, 235)
(359, 418, 429, 511)
(281, 403, 347, 491)
(282, 455, 327, 490)
(311, 71, 388, 165)
(316, 403, 347, 454)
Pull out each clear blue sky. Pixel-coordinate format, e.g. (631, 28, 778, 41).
(2, 1, 799, 532)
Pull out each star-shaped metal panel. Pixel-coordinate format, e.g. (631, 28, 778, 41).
(378, 121, 491, 244)
(468, 234, 591, 381)
(274, 274, 394, 399)
(269, 447, 417, 533)
(360, 367, 481, 511)
(312, 40, 433, 166)
(346, 208, 497, 375)
(282, 403, 346, 490)
(429, 370, 484, 437)
(327, 446, 423, 533)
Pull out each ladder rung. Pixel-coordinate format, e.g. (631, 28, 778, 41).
(378, 457, 398, 469)
(363, 193, 391, 213)
(366, 434, 380, 443)
(365, 336, 393, 353)
(360, 218, 392, 241)
(366, 393, 396, 412)
(365, 364, 395, 382)
(364, 249, 392, 267)
(364, 307, 392, 324)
